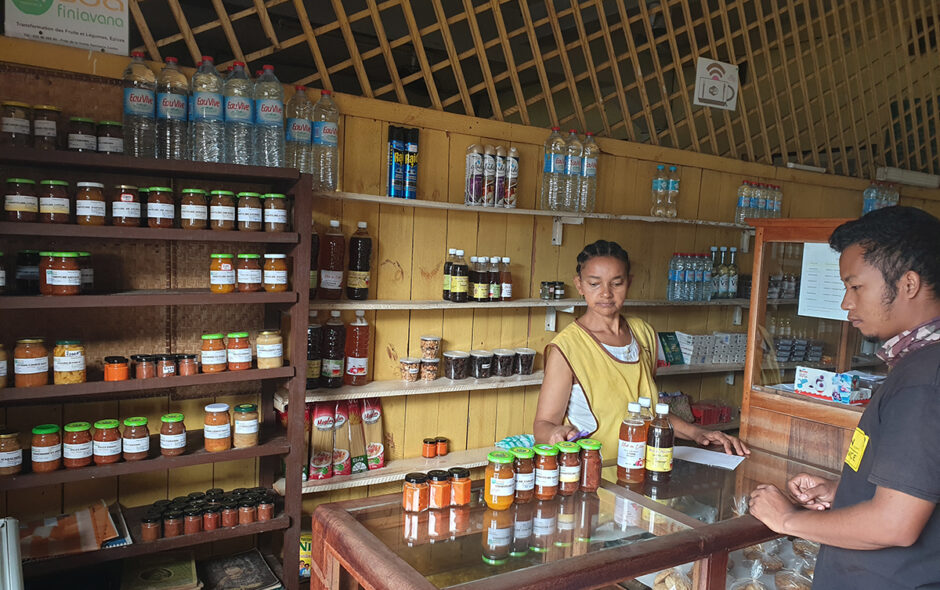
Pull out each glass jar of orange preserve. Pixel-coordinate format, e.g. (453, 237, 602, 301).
(200, 333, 227, 373)
(209, 254, 235, 293)
(484, 450, 515, 511)
(204, 403, 231, 452)
(14, 338, 48, 388)
(226, 332, 252, 371)
(262, 254, 288, 292)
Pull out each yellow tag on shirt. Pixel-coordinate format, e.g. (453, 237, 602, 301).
(845, 427, 869, 472)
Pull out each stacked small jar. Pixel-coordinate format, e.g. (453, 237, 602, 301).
(139, 486, 277, 542)
(211, 252, 289, 294)
(441, 347, 537, 380)
(402, 466, 472, 512)
(399, 335, 441, 383)
(0, 102, 65, 151)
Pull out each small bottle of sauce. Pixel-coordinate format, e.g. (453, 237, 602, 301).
(510, 446, 535, 504)
(402, 472, 430, 512)
(233, 403, 259, 448)
(556, 441, 582, 496)
(645, 403, 674, 483)
(618, 402, 647, 484)
(39, 252, 81, 296)
(577, 438, 603, 493)
(147, 186, 175, 228)
(200, 333, 227, 373)
(484, 450, 515, 511)
(92, 419, 121, 465)
(226, 332, 252, 371)
(160, 413, 186, 457)
(236, 254, 262, 292)
(262, 193, 289, 232)
(210, 253, 235, 293)
(180, 188, 208, 229)
(63, 421, 93, 469)
(237, 192, 263, 231)
(122, 416, 151, 461)
(533, 444, 559, 501)
(31, 424, 62, 473)
(111, 185, 141, 227)
(5, 178, 38, 222)
(204, 403, 232, 452)
(0, 431, 23, 476)
(104, 356, 129, 381)
(14, 338, 49, 388)
(262, 253, 288, 292)
(75, 182, 107, 225)
(38, 180, 71, 224)
(209, 190, 236, 230)
(427, 470, 451, 510)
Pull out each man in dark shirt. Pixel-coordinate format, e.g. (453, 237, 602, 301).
(749, 206, 940, 589)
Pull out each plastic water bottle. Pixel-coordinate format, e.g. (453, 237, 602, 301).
(122, 51, 156, 158)
(579, 131, 598, 213)
(885, 183, 899, 207)
(650, 164, 667, 216)
(562, 130, 583, 211)
(312, 89, 340, 191)
(665, 166, 680, 217)
(683, 254, 697, 301)
(772, 184, 783, 217)
(749, 183, 762, 219)
(666, 253, 679, 301)
(673, 254, 687, 301)
(223, 61, 254, 165)
(753, 183, 766, 218)
(694, 254, 706, 301)
(734, 180, 750, 223)
(253, 65, 285, 168)
(155, 57, 189, 160)
(190, 56, 224, 163)
(540, 127, 566, 210)
(286, 86, 313, 173)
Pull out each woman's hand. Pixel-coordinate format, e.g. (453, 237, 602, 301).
(693, 428, 750, 456)
(544, 424, 579, 445)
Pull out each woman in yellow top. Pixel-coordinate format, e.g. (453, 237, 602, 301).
(534, 240, 748, 456)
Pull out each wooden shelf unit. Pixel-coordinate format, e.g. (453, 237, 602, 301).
(0, 289, 298, 309)
(0, 221, 300, 243)
(308, 297, 760, 311)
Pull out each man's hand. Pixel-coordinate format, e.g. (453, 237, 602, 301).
(787, 473, 837, 510)
(749, 484, 798, 534)
(694, 429, 750, 456)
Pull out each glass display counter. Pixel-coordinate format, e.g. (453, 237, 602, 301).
(310, 448, 837, 589)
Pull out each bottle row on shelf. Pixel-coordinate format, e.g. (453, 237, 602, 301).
(666, 246, 739, 302)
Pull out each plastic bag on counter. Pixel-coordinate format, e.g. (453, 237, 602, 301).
(728, 560, 770, 590)
(652, 568, 692, 590)
(773, 569, 813, 590)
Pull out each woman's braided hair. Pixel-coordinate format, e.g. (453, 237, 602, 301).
(576, 240, 631, 276)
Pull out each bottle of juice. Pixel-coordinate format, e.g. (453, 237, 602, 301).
(499, 257, 512, 301)
(320, 310, 345, 388)
(450, 249, 469, 303)
(343, 310, 370, 386)
(317, 219, 344, 300)
(638, 396, 654, 424)
(442, 247, 455, 301)
(309, 230, 319, 295)
(645, 402, 674, 483)
(617, 402, 647, 483)
(306, 311, 322, 389)
(468, 256, 480, 302)
(347, 221, 372, 300)
(487, 256, 501, 302)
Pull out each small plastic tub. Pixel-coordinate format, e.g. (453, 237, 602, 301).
(419, 335, 441, 360)
(470, 350, 493, 379)
(514, 348, 536, 375)
(400, 357, 421, 382)
(420, 358, 439, 381)
(443, 351, 470, 380)
(493, 349, 516, 377)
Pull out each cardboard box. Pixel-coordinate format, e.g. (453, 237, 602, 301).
(794, 366, 867, 404)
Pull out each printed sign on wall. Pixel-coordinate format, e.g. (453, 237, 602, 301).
(693, 57, 739, 111)
(5, 0, 128, 55)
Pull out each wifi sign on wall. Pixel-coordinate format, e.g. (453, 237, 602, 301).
(694, 58, 739, 111)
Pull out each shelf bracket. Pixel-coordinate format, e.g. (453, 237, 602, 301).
(552, 216, 584, 246)
(544, 305, 576, 332)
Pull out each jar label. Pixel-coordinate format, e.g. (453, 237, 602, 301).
(201, 348, 227, 366)
(1, 117, 29, 134)
(321, 358, 343, 378)
(238, 207, 262, 223)
(0, 449, 22, 468)
(347, 270, 370, 289)
(0, 357, 5, 373)
(123, 436, 150, 453)
(54, 351, 86, 372)
(64, 441, 93, 459)
(33, 119, 57, 137)
(224, 95, 254, 122)
(488, 476, 515, 497)
(557, 515, 575, 530)
(125, 87, 156, 117)
(46, 268, 81, 286)
(559, 463, 581, 483)
(533, 517, 555, 536)
(535, 467, 559, 487)
(193, 91, 223, 121)
(148, 202, 175, 219)
(235, 419, 259, 434)
(617, 440, 646, 469)
(160, 432, 186, 449)
(112, 201, 141, 218)
(263, 269, 288, 285)
(210, 205, 235, 221)
(306, 359, 321, 379)
(160, 363, 176, 376)
(486, 525, 512, 546)
(68, 133, 97, 150)
(40, 197, 70, 214)
(93, 439, 121, 456)
(98, 136, 124, 153)
(76, 200, 107, 218)
(16, 265, 38, 280)
(205, 423, 231, 439)
(515, 470, 535, 491)
(501, 283, 512, 298)
(257, 343, 282, 358)
(319, 269, 343, 289)
(286, 117, 312, 143)
(5, 194, 38, 213)
(264, 208, 288, 224)
(645, 445, 673, 473)
(157, 92, 187, 120)
(15, 356, 48, 375)
(345, 356, 368, 376)
(227, 347, 252, 363)
(210, 269, 236, 285)
(255, 99, 284, 126)
(450, 275, 468, 293)
(513, 518, 533, 539)
(236, 269, 261, 286)
(313, 121, 338, 146)
(181, 204, 208, 220)
(32, 444, 61, 463)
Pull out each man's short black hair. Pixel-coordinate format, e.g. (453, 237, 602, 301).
(829, 206, 940, 301)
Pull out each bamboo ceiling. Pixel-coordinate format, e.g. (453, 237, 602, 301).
(129, 0, 940, 178)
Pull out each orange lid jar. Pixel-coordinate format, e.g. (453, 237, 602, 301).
(209, 253, 235, 293)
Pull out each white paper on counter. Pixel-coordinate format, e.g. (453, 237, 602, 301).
(674, 446, 746, 470)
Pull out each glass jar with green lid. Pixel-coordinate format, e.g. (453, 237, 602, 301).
(96, 120, 123, 154)
(31, 424, 61, 473)
(210, 253, 235, 293)
(147, 186, 175, 228)
(1, 101, 31, 147)
(236, 253, 262, 292)
(63, 421, 93, 469)
(209, 190, 236, 231)
(200, 333, 227, 373)
(77, 252, 93, 293)
(226, 332, 252, 371)
(236, 192, 263, 232)
(556, 441, 582, 496)
(39, 251, 81, 296)
(0, 252, 5, 297)
(67, 117, 97, 151)
(122, 416, 150, 461)
(233, 404, 259, 448)
(180, 188, 207, 229)
(32, 105, 61, 150)
(533, 443, 560, 501)
(160, 413, 186, 457)
(5, 178, 37, 222)
(38, 180, 70, 224)
(510, 446, 535, 503)
(577, 438, 602, 492)
(93, 419, 121, 464)
(0, 430, 22, 476)
(484, 450, 516, 510)
(262, 193, 289, 232)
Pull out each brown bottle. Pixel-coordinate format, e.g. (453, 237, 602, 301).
(645, 402, 674, 483)
(499, 257, 513, 301)
(317, 219, 345, 300)
(347, 221, 372, 300)
(450, 250, 469, 303)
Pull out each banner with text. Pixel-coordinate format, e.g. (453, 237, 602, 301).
(5, 0, 128, 55)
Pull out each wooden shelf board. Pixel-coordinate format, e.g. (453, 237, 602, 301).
(22, 507, 289, 577)
(309, 298, 754, 311)
(657, 363, 744, 376)
(315, 190, 750, 230)
(0, 289, 297, 309)
(274, 446, 498, 495)
(0, 430, 289, 491)
(0, 146, 300, 184)
(0, 367, 294, 404)
(0, 221, 300, 243)
(749, 386, 864, 430)
(700, 419, 741, 432)
(306, 372, 544, 401)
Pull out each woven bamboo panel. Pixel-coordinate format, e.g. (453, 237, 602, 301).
(127, 0, 940, 177)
